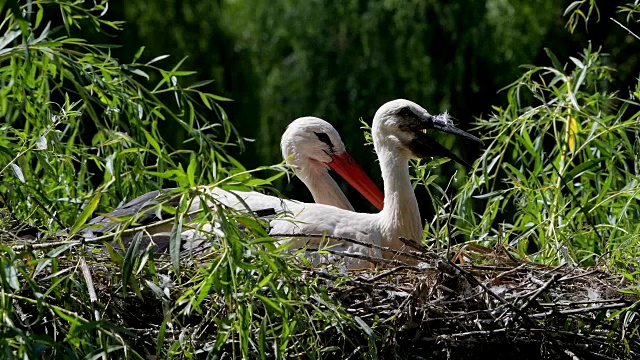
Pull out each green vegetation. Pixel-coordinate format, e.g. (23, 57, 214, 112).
(0, 0, 639, 358)
(455, 44, 640, 267)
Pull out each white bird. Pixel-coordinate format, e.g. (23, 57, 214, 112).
(85, 117, 384, 244)
(212, 99, 482, 268)
(280, 116, 384, 211)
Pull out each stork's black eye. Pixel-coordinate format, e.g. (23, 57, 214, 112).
(397, 106, 415, 118)
(314, 132, 335, 151)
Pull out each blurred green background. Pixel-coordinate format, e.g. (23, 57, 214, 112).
(96, 0, 639, 212)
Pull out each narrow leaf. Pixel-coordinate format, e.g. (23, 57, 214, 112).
(545, 48, 563, 70)
(10, 163, 25, 183)
(187, 154, 197, 187)
(128, 67, 149, 80)
(2, 264, 20, 291)
(187, 79, 215, 89)
(0, 29, 21, 51)
(147, 54, 170, 65)
(354, 316, 374, 338)
(563, 158, 604, 183)
(69, 193, 102, 235)
(122, 232, 143, 294)
(256, 295, 283, 315)
(133, 46, 145, 63)
(142, 128, 162, 155)
(170, 216, 183, 273)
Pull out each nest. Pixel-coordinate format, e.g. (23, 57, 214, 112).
(329, 263, 636, 359)
(296, 236, 638, 360)
(5, 229, 640, 359)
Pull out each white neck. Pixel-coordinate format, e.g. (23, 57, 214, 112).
(374, 138, 423, 249)
(297, 165, 354, 211)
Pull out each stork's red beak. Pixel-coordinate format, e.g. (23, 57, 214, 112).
(326, 152, 384, 211)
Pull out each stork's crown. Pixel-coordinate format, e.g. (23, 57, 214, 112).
(281, 116, 346, 168)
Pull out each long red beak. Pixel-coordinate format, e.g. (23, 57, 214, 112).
(326, 152, 384, 211)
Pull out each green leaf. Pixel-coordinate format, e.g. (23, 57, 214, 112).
(2, 264, 19, 291)
(35, 4, 44, 28)
(69, 193, 102, 236)
(257, 273, 274, 289)
(30, 21, 50, 45)
(128, 67, 149, 80)
(122, 231, 143, 294)
(187, 80, 215, 89)
(569, 56, 584, 69)
(193, 273, 214, 310)
(563, 1, 583, 16)
(256, 295, 283, 315)
(147, 54, 170, 65)
(0, 29, 21, 52)
(545, 48, 563, 71)
(187, 153, 197, 187)
(354, 316, 374, 338)
(472, 190, 507, 200)
(156, 315, 169, 357)
(199, 92, 212, 110)
(104, 243, 124, 265)
(170, 215, 183, 273)
(10, 163, 24, 183)
(142, 128, 162, 155)
(133, 46, 145, 63)
(563, 158, 604, 183)
(208, 93, 233, 101)
(259, 314, 267, 360)
(47, 243, 78, 258)
(227, 155, 246, 172)
(4, 0, 29, 35)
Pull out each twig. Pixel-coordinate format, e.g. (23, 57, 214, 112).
(539, 263, 567, 277)
(309, 270, 371, 288)
(0, 228, 24, 242)
(529, 303, 630, 318)
(558, 268, 602, 282)
(398, 236, 426, 252)
(271, 233, 431, 262)
(359, 266, 410, 283)
(537, 298, 626, 307)
(611, 17, 640, 41)
(79, 257, 107, 360)
(303, 247, 421, 269)
(443, 257, 538, 328)
(493, 263, 529, 281)
(519, 274, 560, 311)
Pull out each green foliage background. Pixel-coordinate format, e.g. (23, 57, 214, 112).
(115, 0, 640, 213)
(0, 0, 639, 358)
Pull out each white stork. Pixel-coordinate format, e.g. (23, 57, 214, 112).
(281, 116, 384, 211)
(85, 117, 384, 245)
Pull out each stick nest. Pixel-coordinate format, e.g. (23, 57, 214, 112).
(6, 228, 640, 360)
(325, 256, 638, 359)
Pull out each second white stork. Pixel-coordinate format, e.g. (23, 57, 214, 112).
(281, 116, 384, 211)
(85, 117, 383, 246)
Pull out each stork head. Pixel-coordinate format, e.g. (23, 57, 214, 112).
(281, 117, 346, 168)
(372, 99, 482, 167)
(281, 117, 384, 210)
